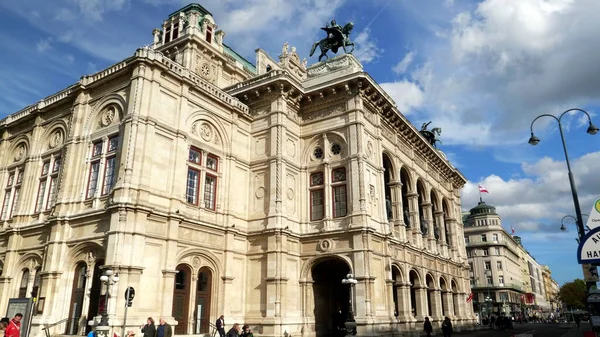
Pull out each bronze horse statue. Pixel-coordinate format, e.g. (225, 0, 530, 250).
(309, 21, 355, 62)
(419, 122, 443, 148)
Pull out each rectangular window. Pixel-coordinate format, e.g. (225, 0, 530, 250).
(0, 191, 11, 220)
(189, 148, 201, 164)
(204, 174, 217, 210)
(333, 185, 347, 218)
(206, 155, 218, 171)
(494, 247, 501, 255)
(41, 162, 50, 176)
(484, 261, 491, 270)
(87, 162, 100, 198)
(310, 189, 324, 221)
(331, 167, 347, 218)
(206, 25, 213, 43)
(499, 276, 505, 285)
(468, 262, 473, 271)
(16, 171, 23, 185)
(497, 261, 503, 270)
(102, 157, 117, 195)
(487, 276, 493, 285)
(92, 142, 103, 157)
(483, 249, 489, 256)
(35, 180, 47, 213)
(6, 174, 14, 187)
(10, 188, 20, 218)
(46, 178, 58, 210)
(186, 168, 200, 205)
(108, 136, 119, 153)
(481, 234, 487, 242)
(465, 236, 470, 243)
(492, 233, 499, 242)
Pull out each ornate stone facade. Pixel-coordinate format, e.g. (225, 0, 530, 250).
(0, 4, 475, 337)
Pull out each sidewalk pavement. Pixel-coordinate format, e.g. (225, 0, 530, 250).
(560, 326, 597, 337)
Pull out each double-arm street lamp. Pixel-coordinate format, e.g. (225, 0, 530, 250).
(341, 274, 358, 336)
(99, 269, 119, 326)
(529, 108, 598, 287)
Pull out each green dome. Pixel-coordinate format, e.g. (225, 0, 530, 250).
(469, 201, 497, 216)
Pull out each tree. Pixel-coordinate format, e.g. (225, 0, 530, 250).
(559, 279, 587, 309)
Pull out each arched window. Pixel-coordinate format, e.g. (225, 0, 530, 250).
(19, 269, 30, 298)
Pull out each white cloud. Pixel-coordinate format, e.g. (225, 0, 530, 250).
(392, 51, 414, 74)
(36, 37, 53, 52)
(380, 80, 424, 115)
(352, 27, 383, 64)
(380, 0, 600, 147)
(461, 151, 600, 234)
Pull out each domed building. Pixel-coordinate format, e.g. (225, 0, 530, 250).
(463, 200, 549, 320)
(0, 3, 476, 337)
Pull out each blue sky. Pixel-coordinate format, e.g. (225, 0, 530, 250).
(1, 0, 599, 286)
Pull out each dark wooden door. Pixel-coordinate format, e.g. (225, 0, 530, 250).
(172, 264, 191, 335)
(195, 267, 212, 333)
(67, 263, 87, 335)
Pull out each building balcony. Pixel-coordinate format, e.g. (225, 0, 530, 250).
(471, 282, 523, 292)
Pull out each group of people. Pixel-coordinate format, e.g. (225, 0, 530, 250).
(485, 314, 514, 330)
(423, 316, 453, 337)
(0, 314, 22, 337)
(216, 315, 254, 337)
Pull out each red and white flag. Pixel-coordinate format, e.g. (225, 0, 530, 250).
(511, 226, 515, 235)
(478, 185, 489, 193)
(466, 293, 474, 303)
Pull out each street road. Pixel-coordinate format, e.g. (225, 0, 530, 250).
(453, 323, 581, 337)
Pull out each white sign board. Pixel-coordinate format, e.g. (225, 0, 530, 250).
(586, 198, 600, 230)
(578, 227, 600, 264)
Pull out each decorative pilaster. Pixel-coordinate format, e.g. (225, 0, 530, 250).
(397, 283, 413, 323)
(415, 286, 428, 322)
(442, 290, 454, 319)
(431, 288, 443, 323)
(407, 193, 422, 248)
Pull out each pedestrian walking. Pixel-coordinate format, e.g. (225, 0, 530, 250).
(141, 317, 156, 337)
(4, 314, 21, 337)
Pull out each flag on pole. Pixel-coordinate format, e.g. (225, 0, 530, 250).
(478, 185, 489, 193)
(511, 226, 515, 235)
(466, 293, 474, 303)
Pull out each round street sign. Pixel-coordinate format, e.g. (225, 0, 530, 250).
(125, 287, 135, 301)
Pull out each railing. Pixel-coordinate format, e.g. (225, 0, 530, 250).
(197, 319, 218, 337)
(41, 317, 76, 337)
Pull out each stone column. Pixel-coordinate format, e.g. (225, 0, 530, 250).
(407, 193, 421, 247)
(389, 180, 405, 240)
(442, 290, 454, 319)
(386, 279, 395, 319)
(415, 286, 428, 322)
(431, 287, 443, 324)
(422, 202, 436, 254)
(396, 283, 412, 323)
(435, 210, 448, 256)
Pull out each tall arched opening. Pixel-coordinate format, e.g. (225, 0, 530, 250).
(382, 154, 394, 221)
(312, 257, 351, 337)
(195, 267, 213, 334)
(442, 200, 452, 247)
(425, 274, 435, 318)
(400, 168, 411, 228)
(67, 263, 87, 334)
(430, 191, 440, 241)
(172, 264, 192, 335)
(417, 180, 427, 235)
(439, 277, 448, 315)
(409, 270, 420, 318)
(86, 259, 104, 334)
(451, 280, 460, 317)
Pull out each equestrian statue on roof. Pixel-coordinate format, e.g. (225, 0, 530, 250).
(309, 19, 355, 62)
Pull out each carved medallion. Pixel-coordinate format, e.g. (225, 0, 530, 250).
(198, 62, 212, 79)
(49, 129, 63, 149)
(199, 123, 213, 142)
(100, 106, 116, 127)
(318, 239, 333, 252)
(255, 187, 265, 199)
(287, 188, 294, 200)
(366, 140, 373, 158)
(13, 144, 26, 162)
(192, 256, 201, 268)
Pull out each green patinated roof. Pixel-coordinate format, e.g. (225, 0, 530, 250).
(169, 3, 212, 18)
(223, 43, 256, 73)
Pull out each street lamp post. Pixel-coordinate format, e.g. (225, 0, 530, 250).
(98, 269, 119, 326)
(529, 108, 599, 289)
(484, 296, 493, 327)
(341, 274, 358, 336)
(560, 214, 589, 234)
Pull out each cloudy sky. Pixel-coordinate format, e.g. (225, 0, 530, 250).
(1, 0, 599, 285)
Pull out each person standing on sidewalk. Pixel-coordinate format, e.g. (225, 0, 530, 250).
(441, 317, 453, 337)
(423, 317, 433, 337)
(574, 314, 581, 329)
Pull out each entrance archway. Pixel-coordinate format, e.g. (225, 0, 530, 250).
(172, 264, 192, 335)
(67, 262, 87, 335)
(312, 257, 351, 337)
(194, 267, 212, 334)
(86, 259, 104, 334)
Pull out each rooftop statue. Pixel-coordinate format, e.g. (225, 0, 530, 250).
(419, 121, 442, 148)
(309, 20, 355, 62)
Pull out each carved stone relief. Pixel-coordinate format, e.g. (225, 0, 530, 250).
(191, 121, 221, 145)
(318, 239, 334, 252)
(366, 140, 374, 159)
(49, 129, 64, 149)
(303, 104, 345, 122)
(100, 106, 117, 127)
(13, 144, 26, 162)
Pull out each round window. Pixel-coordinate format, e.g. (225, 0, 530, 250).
(313, 147, 324, 159)
(331, 143, 342, 155)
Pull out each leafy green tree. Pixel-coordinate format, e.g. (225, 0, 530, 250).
(559, 279, 587, 309)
